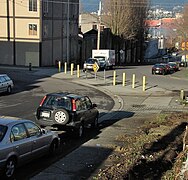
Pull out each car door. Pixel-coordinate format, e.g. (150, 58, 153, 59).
(0, 76, 6, 93)
(24, 122, 51, 157)
(85, 96, 97, 124)
(11, 123, 32, 163)
(75, 98, 88, 124)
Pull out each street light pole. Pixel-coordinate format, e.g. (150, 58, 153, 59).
(67, 0, 70, 65)
(97, 1, 101, 50)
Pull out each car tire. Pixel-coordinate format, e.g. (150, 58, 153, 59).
(91, 115, 99, 128)
(49, 139, 58, 156)
(53, 109, 69, 125)
(7, 86, 12, 94)
(74, 123, 84, 138)
(5, 157, 16, 179)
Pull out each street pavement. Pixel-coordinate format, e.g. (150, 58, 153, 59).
(28, 67, 188, 180)
(1, 66, 188, 179)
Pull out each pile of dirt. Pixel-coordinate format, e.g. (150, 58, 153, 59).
(96, 112, 188, 180)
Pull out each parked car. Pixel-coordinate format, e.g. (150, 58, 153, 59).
(0, 74, 14, 94)
(36, 93, 99, 137)
(179, 61, 188, 67)
(83, 58, 99, 71)
(168, 62, 179, 72)
(0, 118, 60, 179)
(152, 64, 167, 75)
(160, 63, 172, 74)
(94, 57, 106, 70)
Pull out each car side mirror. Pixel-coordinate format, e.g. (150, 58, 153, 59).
(93, 103, 97, 108)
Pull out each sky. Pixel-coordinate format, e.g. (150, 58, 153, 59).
(80, 0, 188, 12)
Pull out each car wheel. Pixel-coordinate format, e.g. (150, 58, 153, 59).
(5, 158, 16, 179)
(91, 116, 99, 128)
(53, 109, 69, 125)
(49, 140, 58, 155)
(74, 123, 84, 138)
(7, 86, 12, 94)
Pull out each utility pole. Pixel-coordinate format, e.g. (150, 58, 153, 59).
(67, 0, 70, 65)
(97, 1, 101, 50)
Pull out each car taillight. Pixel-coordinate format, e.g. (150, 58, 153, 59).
(72, 99, 76, 111)
(40, 96, 47, 106)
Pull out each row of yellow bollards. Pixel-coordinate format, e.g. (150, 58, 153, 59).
(59, 62, 147, 92)
(58, 62, 80, 78)
(113, 71, 146, 92)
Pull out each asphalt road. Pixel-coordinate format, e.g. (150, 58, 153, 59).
(0, 67, 114, 180)
(96, 65, 188, 91)
(0, 68, 114, 121)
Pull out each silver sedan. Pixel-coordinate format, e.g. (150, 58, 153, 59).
(0, 118, 60, 179)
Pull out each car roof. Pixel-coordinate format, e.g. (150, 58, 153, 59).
(0, 74, 8, 77)
(46, 92, 84, 99)
(0, 118, 32, 126)
(154, 64, 164, 66)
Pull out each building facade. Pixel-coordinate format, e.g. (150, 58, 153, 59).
(0, 0, 79, 67)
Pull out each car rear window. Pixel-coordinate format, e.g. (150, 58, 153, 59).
(0, 125, 7, 142)
(43, 96, 72, 110)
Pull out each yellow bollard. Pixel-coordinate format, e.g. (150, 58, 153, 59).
(113, 71, 116, 86)
(180, 89, 184, 100)
(132, 74, 135, 89)
(77, 65, 80, 78)
(71, 63, 74, 75)
(122, 73, 126, 86)
(58, 61, 61, 73)
(143, 76, 146, 91)
(64, 62, 67, 74)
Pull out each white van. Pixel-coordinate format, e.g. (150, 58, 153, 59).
(0, 74, 14, 94)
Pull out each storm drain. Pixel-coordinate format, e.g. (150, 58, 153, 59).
(132, 104, 146, 108)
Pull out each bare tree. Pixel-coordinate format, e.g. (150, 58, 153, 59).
(102, 0, 149, 40)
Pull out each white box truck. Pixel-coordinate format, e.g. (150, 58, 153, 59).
(92, 49, 115, 69)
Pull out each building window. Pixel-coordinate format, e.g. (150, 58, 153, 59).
(43, 0, 48, 13)
(29, 0, 37, 12)
(29, 24, 37, 35)
(100, 25, 104, 31)
(93, 24, 97, 30)
(43, 24, 48, 37)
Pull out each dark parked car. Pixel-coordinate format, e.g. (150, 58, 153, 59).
(152, 64, 167, 75)
(36, 93, 99, 137)
(179, 61, 187, 67)
(0, 118, 60, 179)
(160, 63, 172, 74)
(168, 62, 179, 72)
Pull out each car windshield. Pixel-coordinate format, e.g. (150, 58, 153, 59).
(95, 57, 105, 62)
(0, 125, 7, 142)
(43, 96, 72, 110)
(154, 64, 164, 68)
(86, 59, 96, 64)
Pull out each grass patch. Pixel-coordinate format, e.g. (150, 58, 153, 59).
(96, 113, 188, 180)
